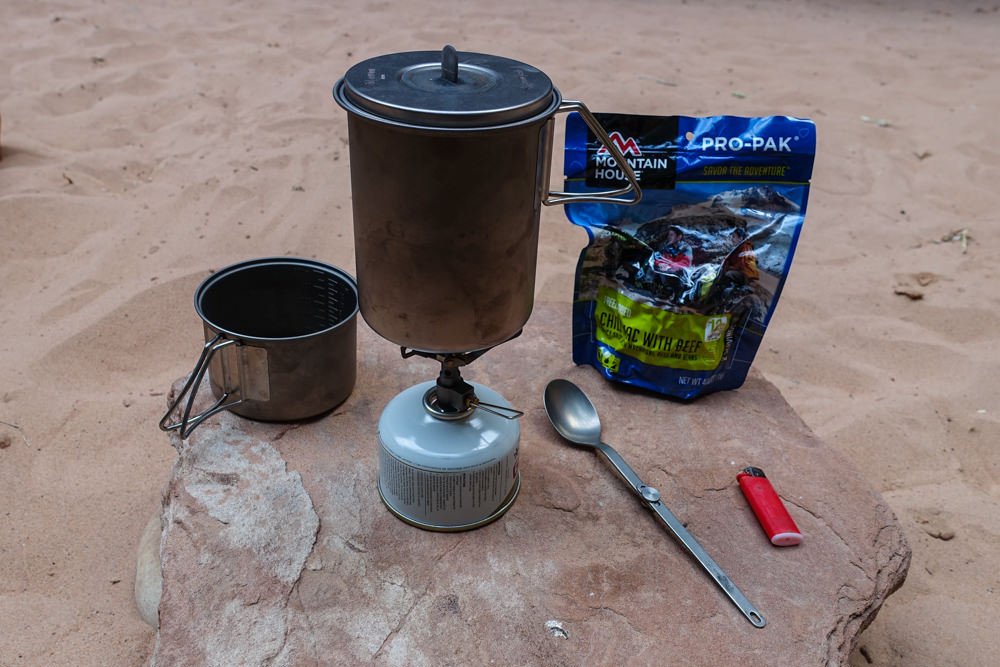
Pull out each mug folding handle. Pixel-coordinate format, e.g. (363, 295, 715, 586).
(159, 334, 244, 439)
(543, 100, 643, 206)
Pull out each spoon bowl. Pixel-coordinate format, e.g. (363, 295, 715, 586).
(542, 378, 603, 447)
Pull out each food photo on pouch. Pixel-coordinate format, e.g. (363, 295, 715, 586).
(5, 3, 996, 666)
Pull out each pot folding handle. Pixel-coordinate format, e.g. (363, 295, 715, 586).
(544, 100, 642, 206)
(159, 333, 244, 439)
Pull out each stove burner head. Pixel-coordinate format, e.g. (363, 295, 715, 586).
(425, 361, 477, 419)
(399, 345, 523, 421)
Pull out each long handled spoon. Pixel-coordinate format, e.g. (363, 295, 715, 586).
(543, 378, 766, 628)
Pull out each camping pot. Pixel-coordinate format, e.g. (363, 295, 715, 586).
(333, 46, 641, 353)
(159, 257, 359, 438)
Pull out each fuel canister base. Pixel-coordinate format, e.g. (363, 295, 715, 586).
(377, 474, 521, 532)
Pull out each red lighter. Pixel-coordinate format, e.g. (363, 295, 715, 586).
(737, 467, 802, 547)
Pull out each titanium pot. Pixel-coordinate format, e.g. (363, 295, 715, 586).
(159, 257, 359, 438)
(333, 46, 641, 353)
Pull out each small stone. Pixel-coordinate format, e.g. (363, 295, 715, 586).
(893, 287, 924, 300)
(916, 510, 956, 541)
(925, 528, 956, 541)
(134, 514, 162, 628)
(0, 433, 12, 449)
(545, 620, 569, 639)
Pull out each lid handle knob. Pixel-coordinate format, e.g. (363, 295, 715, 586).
(441, 45, 459, 83)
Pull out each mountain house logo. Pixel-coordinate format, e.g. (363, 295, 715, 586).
(591, 132, 672, 187)
(585, 114, 678, 190)
(598, 131, 642, 157)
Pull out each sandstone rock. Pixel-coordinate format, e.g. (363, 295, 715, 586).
(152, 414, 319, 666)
(148, 303, 909, 666)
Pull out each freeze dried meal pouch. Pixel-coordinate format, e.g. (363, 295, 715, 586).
(563, 113, 816, 399)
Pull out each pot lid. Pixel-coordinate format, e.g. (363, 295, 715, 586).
(338, 45, 556, 129)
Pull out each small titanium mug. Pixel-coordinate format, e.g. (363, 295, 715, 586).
(160, 257, 359, 438)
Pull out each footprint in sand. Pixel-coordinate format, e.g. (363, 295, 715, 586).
(39, 278, 112, 326)
(0, 196, 108, 262)
(32, 271, 208, 389)
(37, 82, 105, 117)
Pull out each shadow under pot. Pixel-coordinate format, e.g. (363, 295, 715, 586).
(160, 257, 359, 438)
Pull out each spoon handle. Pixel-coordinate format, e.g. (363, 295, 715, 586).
(594, 442, 766, 628)
(644, 493, 767, 628)
(593, 441, 647, 495)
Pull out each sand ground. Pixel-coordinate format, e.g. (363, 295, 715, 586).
(1, 1, 998, 665)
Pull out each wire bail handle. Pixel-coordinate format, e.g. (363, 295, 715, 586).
(544, 100, 642, 206)
(159, 333, 244, 439)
